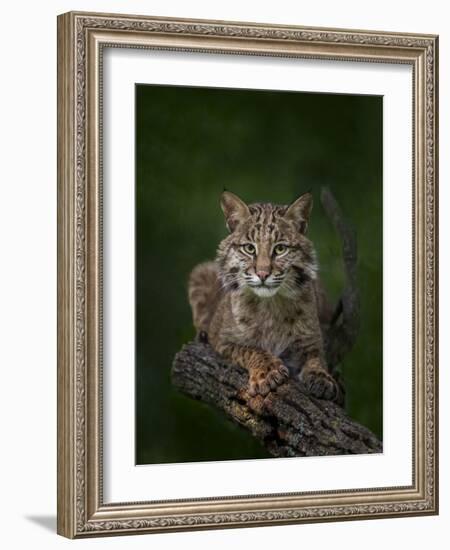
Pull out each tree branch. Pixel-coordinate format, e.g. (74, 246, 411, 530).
(320, 187, 360, 371)
(172, 342, 382, 458)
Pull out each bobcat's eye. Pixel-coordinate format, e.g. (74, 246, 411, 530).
(242, 243, 256, 255)
(273, 244, 288, 256)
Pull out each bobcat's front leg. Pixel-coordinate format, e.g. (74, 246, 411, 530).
(286, 338, 339, 401)
(216, 343, 289, 396)
(299, 355, 339, 401)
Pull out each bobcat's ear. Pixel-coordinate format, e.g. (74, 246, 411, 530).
(220, 191, 250, 232)
(284, 192, 313, 234)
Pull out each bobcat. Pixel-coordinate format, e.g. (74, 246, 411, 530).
(188, 191, 338, 400)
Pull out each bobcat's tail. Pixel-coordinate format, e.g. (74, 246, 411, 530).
(188, 261, 221, 337)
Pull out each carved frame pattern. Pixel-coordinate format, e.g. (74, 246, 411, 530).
(57, 11, 438, 538)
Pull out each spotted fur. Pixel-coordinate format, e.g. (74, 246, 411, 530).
(188, 191, 338, 400)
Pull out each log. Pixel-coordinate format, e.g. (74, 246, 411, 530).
(172, 342, 382, 457)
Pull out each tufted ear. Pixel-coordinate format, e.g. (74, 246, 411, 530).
(284, 192, 313, 234)
(220, 191, 250, 232)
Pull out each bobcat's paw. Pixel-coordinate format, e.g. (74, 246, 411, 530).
(248, 361, 289, 397)
(299, 367, 338, 401)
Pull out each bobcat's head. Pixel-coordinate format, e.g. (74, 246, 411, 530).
(216, 191, 317, 298)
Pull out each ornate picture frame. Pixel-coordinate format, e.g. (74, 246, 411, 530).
(57, 11, 438, 538)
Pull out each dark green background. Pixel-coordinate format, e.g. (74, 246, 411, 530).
(136, 84, 383, 465)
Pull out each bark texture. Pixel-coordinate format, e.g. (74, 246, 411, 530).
(172, 342, 382, 457)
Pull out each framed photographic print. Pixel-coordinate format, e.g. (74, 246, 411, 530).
(57, 11, 439, 538)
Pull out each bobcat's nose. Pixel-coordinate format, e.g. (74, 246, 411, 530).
(256, 270, 270, 283)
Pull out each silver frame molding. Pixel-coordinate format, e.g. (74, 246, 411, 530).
(57, 11, 439, 538)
